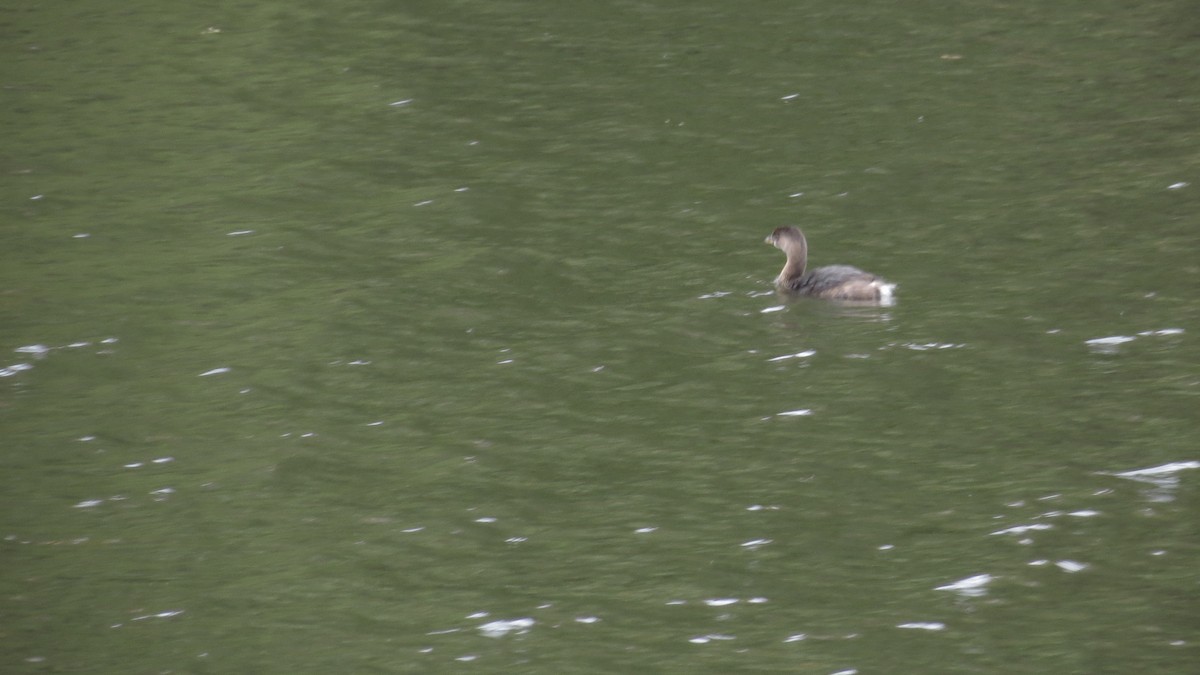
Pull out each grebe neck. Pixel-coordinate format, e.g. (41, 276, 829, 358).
(777, 229, 808, 283)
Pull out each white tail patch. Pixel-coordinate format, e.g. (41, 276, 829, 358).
(876, 282, 897, 306)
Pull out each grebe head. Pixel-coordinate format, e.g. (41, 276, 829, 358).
(765, 226, 807, 252)
(766, 226, 809, 285)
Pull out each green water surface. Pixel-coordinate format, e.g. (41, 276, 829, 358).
(3, 1, 1199, 673)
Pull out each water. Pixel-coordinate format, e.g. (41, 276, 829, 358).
(3, 1, 1199, 672)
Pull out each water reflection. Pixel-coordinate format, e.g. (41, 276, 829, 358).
(934, 573, 993, 598)
(1109, 460, 1200, 503)
(1085, 328, 1184, 354)
(2, 339, 119, 377)
(478, 617, 534, 638)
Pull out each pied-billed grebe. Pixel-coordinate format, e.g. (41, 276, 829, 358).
(765, 226, 896, 304)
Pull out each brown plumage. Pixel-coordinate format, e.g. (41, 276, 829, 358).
(764, 226, 896, 303)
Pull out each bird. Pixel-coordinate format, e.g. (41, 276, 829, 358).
(764, 226, 896, 304)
